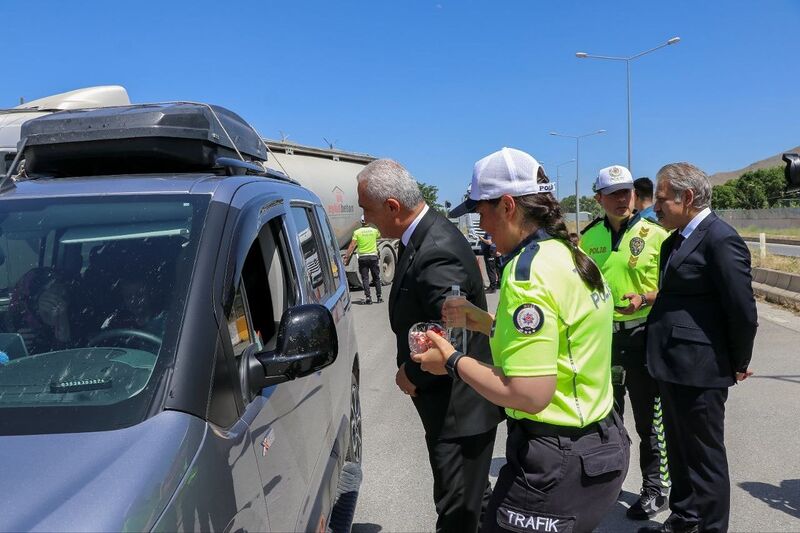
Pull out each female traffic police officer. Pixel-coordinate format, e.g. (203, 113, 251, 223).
(413, 147, 630, 533)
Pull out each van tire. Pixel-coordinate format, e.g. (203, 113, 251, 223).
(346, 371, 362, 464)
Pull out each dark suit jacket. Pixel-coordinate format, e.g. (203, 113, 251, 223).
(389, 209, 503, 440)
(646, 212, 758, 388)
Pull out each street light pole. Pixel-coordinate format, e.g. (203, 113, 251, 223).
(555, 159, 576, 200)
(575, 138, 580, 225)
(626, 59, 632, 171)
(550, 130, 606, 229)
(576, 36, 680, 173)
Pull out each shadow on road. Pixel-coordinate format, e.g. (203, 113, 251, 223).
(595, 490, 666, 532)
(352, 523, 383, 533)
(750, 374, 800, 385)
(739, 479, 800, 519)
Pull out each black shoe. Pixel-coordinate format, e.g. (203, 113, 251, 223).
(376, 297, 384, 303)
(627, 488, 668, 520)
(363, 298, 372, 305)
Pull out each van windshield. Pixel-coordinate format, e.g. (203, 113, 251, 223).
(0, 194, 208, 435)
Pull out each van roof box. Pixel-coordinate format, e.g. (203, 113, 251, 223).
(19, 103, 267, 177)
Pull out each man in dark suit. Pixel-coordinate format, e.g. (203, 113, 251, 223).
(641, 162, 758, 533)
(356, 159, 503, 533)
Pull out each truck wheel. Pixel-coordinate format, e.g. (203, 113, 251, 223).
(379, 245, 395, 286)
(346, 272, 361, 290)
(346, 371, 362, 464)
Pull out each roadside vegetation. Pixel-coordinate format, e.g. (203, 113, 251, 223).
(751, 251, 800, 274)
(712, 165, 799, 209)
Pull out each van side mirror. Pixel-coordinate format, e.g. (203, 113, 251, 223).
(246, 304, 338, 396)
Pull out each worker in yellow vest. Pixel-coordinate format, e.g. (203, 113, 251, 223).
(345, 216, 383, 304)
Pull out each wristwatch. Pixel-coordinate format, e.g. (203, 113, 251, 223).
(639, 293, 649, 308)
(445, 351, 465, 380)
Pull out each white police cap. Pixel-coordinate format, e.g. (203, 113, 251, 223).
(448, 147, 554, 218)
(593, 165, 634, 194)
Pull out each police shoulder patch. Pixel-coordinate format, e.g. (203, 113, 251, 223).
(629, 236, 645, 257)
(513, 303, 544, 335)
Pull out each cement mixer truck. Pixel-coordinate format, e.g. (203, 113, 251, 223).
(262, 140, 399, 288)
(1, 87, 398, 289)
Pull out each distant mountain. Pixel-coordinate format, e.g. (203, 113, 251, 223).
(708, 146, 800, 185)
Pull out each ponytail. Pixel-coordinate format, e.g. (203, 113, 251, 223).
(514, 170, 605, 293)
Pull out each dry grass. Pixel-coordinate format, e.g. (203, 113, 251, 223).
(738, 226, 800, 241)
(751, 251, 800, 274)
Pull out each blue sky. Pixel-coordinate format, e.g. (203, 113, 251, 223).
(3, 1, 798, 205)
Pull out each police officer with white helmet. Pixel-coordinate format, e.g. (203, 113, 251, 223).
(413, 147, 630, 532)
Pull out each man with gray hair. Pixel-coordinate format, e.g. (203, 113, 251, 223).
(641, 162, 758, 533)
(357, 159, 502, 533)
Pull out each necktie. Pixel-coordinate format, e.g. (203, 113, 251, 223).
(669, 233, 685, 261)
(660, 233, 686, 287)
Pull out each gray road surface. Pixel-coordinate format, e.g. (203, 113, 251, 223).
(351, 288, 800, 532)
(746, 241, 800, 258)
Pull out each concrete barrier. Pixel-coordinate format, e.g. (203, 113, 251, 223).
(790, 275, 800, 293)
(752, 269, 767, 284)
(751, 268, 800, 310)
(765, 270, 779, 287)
(752, 267, 800, 293)
(753, 282, 800, 312)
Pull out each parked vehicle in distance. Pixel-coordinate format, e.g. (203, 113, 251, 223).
(0, 86, 130, 175)
(454, 212, 485, 254)
(0, 102, 362, 532)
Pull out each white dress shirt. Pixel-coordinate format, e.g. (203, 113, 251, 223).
(680, 207, 711, 239)
(663, 207, 712, 276)
(401, 204, 429, 246)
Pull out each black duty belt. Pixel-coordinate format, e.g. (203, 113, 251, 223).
(509, 410, 617, 439)
(612, 317, 647, 333)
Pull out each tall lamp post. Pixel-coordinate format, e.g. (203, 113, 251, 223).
(554, 159, 576, 200)
(576, 36, 680, 173)
(550, 130, 606, 229)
